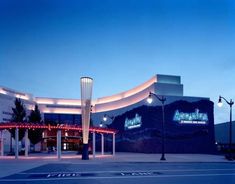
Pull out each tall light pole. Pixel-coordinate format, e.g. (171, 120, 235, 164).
(147, 92, 166, 161)
(80, 77, 93, 160)
(218, 95, 234, 160)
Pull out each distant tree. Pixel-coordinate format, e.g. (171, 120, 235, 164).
(28, 105, 41, 123)
(10, 98, 26, 141)
(12, 98, 26, 123)
(28, 105, 43, 151)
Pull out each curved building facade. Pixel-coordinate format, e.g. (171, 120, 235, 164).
(0, 74, 216, 153)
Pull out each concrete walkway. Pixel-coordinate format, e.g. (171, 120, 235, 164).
(0, 152, 232, 178)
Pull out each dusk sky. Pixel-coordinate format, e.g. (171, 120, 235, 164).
(0, 0, 234, 124)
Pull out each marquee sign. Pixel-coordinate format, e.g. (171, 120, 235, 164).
(124, 113, 142, 130)
(173, 109, 208, 124)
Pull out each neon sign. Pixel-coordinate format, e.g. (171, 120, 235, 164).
(124, 114, 142, 130)
(173, 109, 208, 124)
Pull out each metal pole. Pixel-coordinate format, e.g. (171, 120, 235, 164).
(25, 129, 29, 157)
(15, 128, 19, 159)
(101, 133, 104, 155)
(1, 130, 4, 156)
(10, 133, 12, 153)
(57, 129, 61, 160)
(219, 96, 234, 160)
(113, 133, 115, 156)
(93, 132, 96, 158)
(160, 101, 166, 161)
(229, 103, 232, 159)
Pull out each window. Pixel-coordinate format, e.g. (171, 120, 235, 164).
(3, 118, 11, 121)
(2, 111, 13, 115)
(44, 113, 81, 125)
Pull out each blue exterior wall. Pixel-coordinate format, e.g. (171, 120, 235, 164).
(107, 100, 216, 153)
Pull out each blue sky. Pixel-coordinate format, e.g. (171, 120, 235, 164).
(0, 0, 235, 124)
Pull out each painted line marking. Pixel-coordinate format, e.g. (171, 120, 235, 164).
(0, 173, 235, 182)
(19, 168, 235, 175)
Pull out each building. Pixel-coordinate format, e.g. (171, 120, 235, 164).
(0, 74, 216, 153)
(214, 121, 235, 153)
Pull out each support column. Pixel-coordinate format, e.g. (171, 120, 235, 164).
(57, 129, 61, 160)
(1, 130, 4, 156)
(15, 128, 19, 159)
(101, 133, 104, 155)
(112, 133, 115, 156)
(25, 129, 29, 157)
(92, 132, 96, 158)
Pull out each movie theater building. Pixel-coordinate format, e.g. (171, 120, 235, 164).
(0, 74, 216, 153)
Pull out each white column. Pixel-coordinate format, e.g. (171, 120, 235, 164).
(25, 129, 29, 157)
(57, 129, 61, 159)
(112, 133, 115, 156)
(101, 133, 104, 155)
(1, 130, 4, 156)
(15, 128, 19, 159)
(92, 132, 96, 158)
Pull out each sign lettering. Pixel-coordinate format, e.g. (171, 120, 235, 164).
(124, 113, 142, 130)
(173, 109, 208, 124)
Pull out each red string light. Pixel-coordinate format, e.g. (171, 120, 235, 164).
(0, 122, 117, 134)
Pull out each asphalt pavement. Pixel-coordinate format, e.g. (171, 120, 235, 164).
(0, 153, 235, 184)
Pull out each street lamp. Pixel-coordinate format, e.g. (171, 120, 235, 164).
(103, 115, 108, 122)
(99, 121, 104, 127)
(100, 114, 115, 127)
(218, 95, 234, 160)
(101, 114, 116, 155)
(99, 115, 110, 127)
(147, 92, 166, 161)
(102, 114, 115, 123)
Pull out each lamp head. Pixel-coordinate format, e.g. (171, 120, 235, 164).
(218, 96, 223, 107)
(103, 114, 108, 122)
(147, 93, 153, 104)
(99, 122, 103, 127)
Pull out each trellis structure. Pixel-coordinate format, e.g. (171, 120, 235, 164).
(0, 122, 117, 159)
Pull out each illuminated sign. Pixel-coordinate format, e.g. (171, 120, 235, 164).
(124, 114, 142, 130)
(173, 109, 208, 124)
